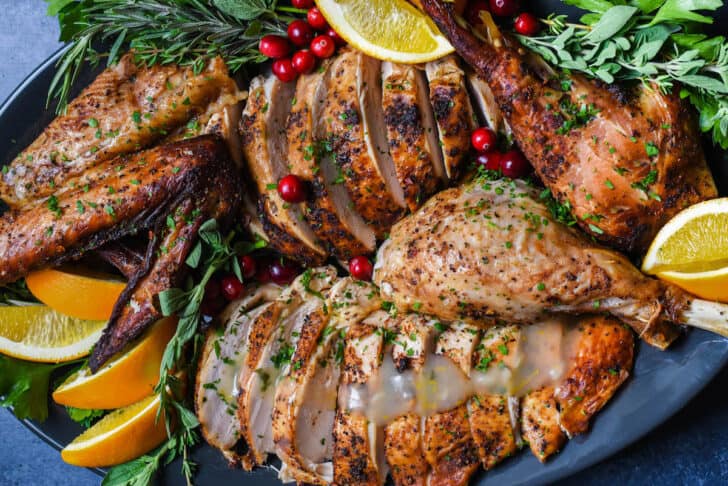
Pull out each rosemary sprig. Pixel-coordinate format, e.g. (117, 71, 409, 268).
(516, 0, 728, 148)
(46, 0, 302, 113)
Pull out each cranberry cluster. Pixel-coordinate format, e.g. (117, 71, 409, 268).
(259, 1, 345, 82)
(471, 127, 532, 178)
(466, 0, 540, 36)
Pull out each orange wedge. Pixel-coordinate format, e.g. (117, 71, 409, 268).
(53, 317, 177, 409)
(26, 266, 126, 321)
(61, 394, 168, 468)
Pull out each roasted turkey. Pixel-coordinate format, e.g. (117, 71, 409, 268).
(195, 271, 635, 485)
(374, 178, 728, 348)
(420, 0, 718, 254)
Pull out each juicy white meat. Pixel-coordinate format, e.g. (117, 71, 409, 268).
(423, 324, 480, 486)
(321, 48, 405, 235)
(195, 284, 281, 464)
(240, 75, 326, 264)
(374, 179, 686, 349)
(466, 73, 511, 136)
(237, 267, 337, 468)
(425, 56, 477, 181)
(333, 321, 388, 486)
(288, 59, 376, 259)
(382, 62, 445, 211)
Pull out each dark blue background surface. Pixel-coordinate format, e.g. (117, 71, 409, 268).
(1, 1, 727, 485)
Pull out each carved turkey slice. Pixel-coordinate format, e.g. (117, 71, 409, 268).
(382, 62, 445, 211)
(241, 75, 327, 264)
(287, 59, 376, 260)
(195, 284, 281, 464)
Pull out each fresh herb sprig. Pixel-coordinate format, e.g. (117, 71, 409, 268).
(45, 0, 304, 112)
(103, 219, 264, 486)
(516, 0, 728, 148)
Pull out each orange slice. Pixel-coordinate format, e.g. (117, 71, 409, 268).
(53, 317, 177, 409)
(26, 266, 126, 320)
(61, 394, 168, 468)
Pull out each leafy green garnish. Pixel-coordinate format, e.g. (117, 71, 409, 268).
(66, 406, 105, 428)
(539, 188, 578, 227)
(0, 356, 66, 421)
(0, 279, 37, 305)
(45, 0, 306, 112)
(517, 0, 728, 148)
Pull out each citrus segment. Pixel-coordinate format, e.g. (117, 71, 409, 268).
(26, 266, 126, 321)
(61, 394, 168, 468)
(643, 198, 728, 302)
(315, 0, 454, 63)
(0, 305, 105, 362)
(53, 317, 177, 409)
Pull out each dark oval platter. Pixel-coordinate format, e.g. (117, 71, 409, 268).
(2, 2, 728, 485)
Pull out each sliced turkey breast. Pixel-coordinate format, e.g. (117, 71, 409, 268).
(554, 316, 634, 438)
(382, 62, 444, 212)
(288, 60, 376, 259)
(384, 314, 435, 486)
(520, 386, 566, 462)
(425, 55, 477, 181)
(237, 267, 337, 469)
(423, 323, 480, 486)
(333, 322, 388, 485)
(240, 75, 326, 264)
(195, 284, 281, 465)
(467, 325, 521, 470)
(321, 48, 405, 235)
(466, 73, 511, 136)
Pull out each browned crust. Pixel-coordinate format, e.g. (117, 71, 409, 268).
(382, 65, 442, 212)
(385, 413, 429, 486)
(1, 54, 238, 208)
(555, 315, 634, 437)
(321, 49, 404, 234)
(468, 394, 517, 470)
(521, 386, 565, 462)
(423, 405, 480, 486)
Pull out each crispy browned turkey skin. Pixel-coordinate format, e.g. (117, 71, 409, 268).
(0, 53, 239, 209)
(420, 0, 717, 254)
(0, 136, 241, 369)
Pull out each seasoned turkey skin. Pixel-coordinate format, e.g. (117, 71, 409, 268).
(321, 48, 406, 235)
(382, 62, 444, 211)
(241, 75, 327, 265)
(374, 179, 685, 349)
(420, 0, 717, 254)
(425, 55, 478, 181)
(287, 59, 376, 259)
(1, 54, 239, 208)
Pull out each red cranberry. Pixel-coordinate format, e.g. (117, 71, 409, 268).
(476, 151, 502, 171)
(277, 174, 307, 202)
(310, 35, 336, 59)
(489, 0, 519, 17)
(273, 58, 297, 82)
(349, 256, 373, 281)
(201, 279, 225, 315)
(259, 34, 291, 59)
(239, 254, 257, 280)
(325, 28, 346, 46)
(307, 7, 329, 30)
(471, 127, 497, 152)
(292, 0, 314, 8)
(256, 260, 273, 283)
(466, 0, 490, 25)
(292, 50, 316, 74)
(287, 20, 314, 47)
(220, 274, 244, 301)
(270, 259, 301, 286)
(500, 149, 532, 178)
(514, 13, 540, 35)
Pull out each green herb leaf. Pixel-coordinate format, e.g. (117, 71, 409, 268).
(0, 356, 64, 421)
(66, 406, 105, 428)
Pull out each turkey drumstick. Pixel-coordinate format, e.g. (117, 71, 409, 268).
(419, 0, 717, 254)
(373, 179, 728, 349)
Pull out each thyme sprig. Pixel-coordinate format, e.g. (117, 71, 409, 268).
(46, 0, 302, 113)
(516, 0, 728, 148)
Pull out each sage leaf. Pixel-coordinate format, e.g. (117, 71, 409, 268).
(584, 6, 639, 43)
(213, 0, 273, 21)
(651, 0, 722, 25)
